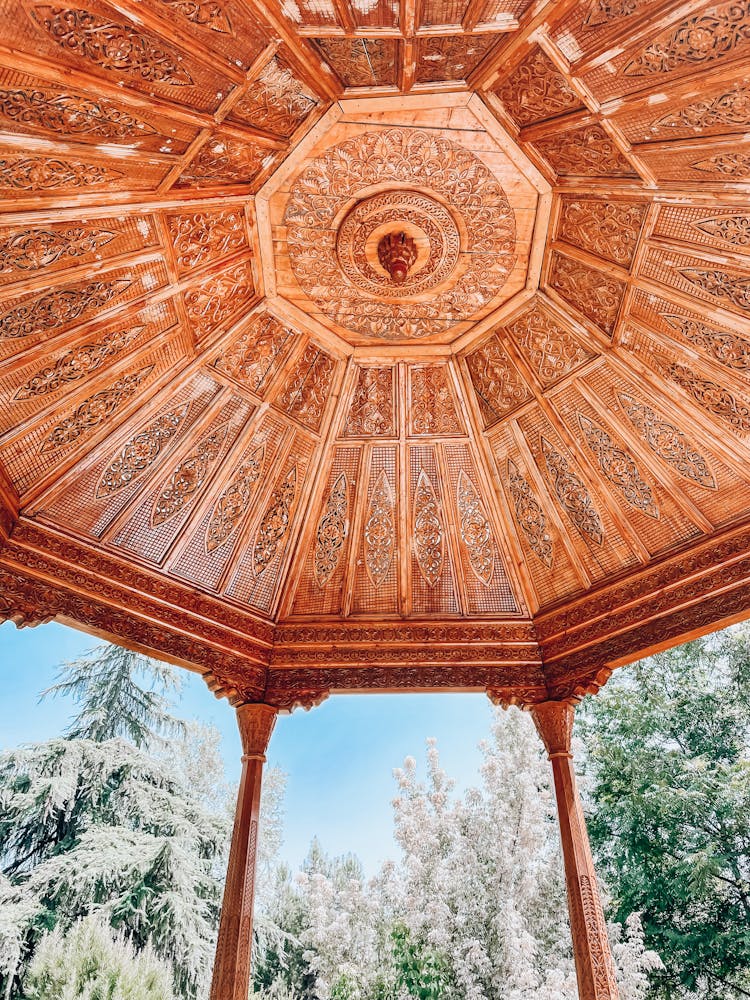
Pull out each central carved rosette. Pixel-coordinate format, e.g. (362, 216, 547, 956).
(377, 231, 418, 285)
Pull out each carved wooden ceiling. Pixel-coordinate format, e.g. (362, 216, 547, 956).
(1, 0, 750, 709)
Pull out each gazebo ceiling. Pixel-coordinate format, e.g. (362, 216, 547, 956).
(1, 0, 750, 708)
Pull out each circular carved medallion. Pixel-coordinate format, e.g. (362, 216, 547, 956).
(284, 128, 516, 340)
(336, 191, 460, 297)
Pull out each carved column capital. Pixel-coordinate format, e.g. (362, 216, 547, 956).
(236, 702, 278, 759)
(530, 699, 576, 757)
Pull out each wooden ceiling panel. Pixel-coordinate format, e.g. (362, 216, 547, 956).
(2, 2, 750, 696)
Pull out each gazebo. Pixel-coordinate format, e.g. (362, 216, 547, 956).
(0, 0, 749, 995)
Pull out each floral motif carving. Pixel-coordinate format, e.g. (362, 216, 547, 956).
(678, 267, 750, 311)
(541, 437, 603, 545)
(314, 473, 348, 588)
(535, 126, 636, 177)
(577, 413, 659, 518)
(168, 209, 245, 271)
(655, 360, 750, 432)
(231, 58, 316, 137)
(206, 444, 264, 552)
(0, 156, 120, 189)
(344, 367, 395, 437)
(30, 6, 193, 85)
(96, 405, 190, 497)
(156, 0, 231, 32)
(582, 0, 637, 27)
(315, 38, 396, 88)
(692, 152, 750, 176)
(661, 313, 750, 370)
(0, 278, 130, 341)
(494, 49, 581, 127)
(275, 343, 335, 432)
(653, 88, 750, 131)
(214, 313, 293, 394)
(416, 35, 495, 83)
(41, 366, 153, 454)
(0, 227, 115, 272)
(456, 471, 493, 587)
(152, 425, 228, 526)
(466, 336, 532, 427)
(414, 470, 443, 588)
(507, 459, 553, 568)
(692, 214, 750, 246)
(557, 199, 645, 266)
(15, 326, 142, 400)
(364, 469, 395, 588)
(284, 128, 515, 341)
(409, 367, 461, 435)
(0, 88, 157, 139)
(253, 466, 297, 577)
(179, 138, 268, 185)
(184, 260, 254, 337)
(548, 254, 625, 336)
(624, 1, 750, 77)
(506, 309, 594, 387)
(617, 392, 716, 489)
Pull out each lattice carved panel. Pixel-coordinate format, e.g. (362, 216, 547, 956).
(409, 445, 459, 615)
(314, 38, 397, 87)
(638, 246, 750, 318)
(652, 205, 750, 255)
(613, 83, 750, 144)
(212, 310, 297, 399)
(415, 36, 497, 84)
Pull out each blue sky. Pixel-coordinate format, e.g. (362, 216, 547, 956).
(0, 619, 494, 874)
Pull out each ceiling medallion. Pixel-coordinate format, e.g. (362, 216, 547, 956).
(284, 127, 516, 340)
(377, 232, 417, 285)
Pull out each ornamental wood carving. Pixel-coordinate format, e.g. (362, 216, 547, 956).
(547, 254, 625, 337)
(677, 267, 750, 312)
(652, 88, 750, 133)
(617, 393, 716, 489)
(494, 49, 581, 127)
(456, 471, 493, 587)
(364, 468, 395, 588)
(413, 470, 443, 587)
(465, 335, 532, 427)
(284, 128, 515, 341)
(41, 366, 154, 454)
(409, 367, 462, 436)
(661, 313, 750, 371)
(691, 215, 750, 247)
(314, 473, 348, 588)
(691, 152, 750, 176)
(275, 343, 336, 433)
(541, 436, 603, 546)
(577, 413, 659, 519)
(653, 357, 750, 433)
(231, 58, 317, 138)
(507, 458, 553, 568)
(0, 277, 130, 340)
(0, 87, 157, 140)
(206, 444, 265, 552)
(179, 139, 268, 186)
(535, 126, 636, 178)
(253, 466, 297, 577)
(504, 307, 594, 387)
(557, 199, 645, 268)
(29, 6, 194, 86)
(152, 424, 228, 526)
(214, 313, 294, 396)
(96, 405, 191, 497)
(168, 209, 246, 272)
(0, 156, 121, 190)
(0, 226, 114, 272)
(344, 367, 395, 437)
(183, 259, 254, 338)
(623, 1, 750, 78)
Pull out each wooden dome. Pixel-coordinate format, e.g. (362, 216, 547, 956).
(1, 0, 749, 709)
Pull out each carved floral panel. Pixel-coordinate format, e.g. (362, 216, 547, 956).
(206, 443, 265, 552)
(507, 458, 553, 567)
(413, 469, 443, 588)
(541, 436, 604, 545)
(152, 424, 228, 526)
(466, 335, 533, 427)
(230, 57, 317, 138)
(213, 312, 294, 396)
(547, 253, 625, 336)
(534, 125, 637, 177)
(344, 367, 395, 437)
(364, 468, 395, 588)
(556, 198, 646, 267)
(494, 48, 582, 127)
(504, 306, 594, 387)
(577, 412, 659, 518)
(167, 208, 246, 273)
(253, 465, 297, 576)
(314, 473, 348, 588)
(96, 404, 191, 497)
(456, 470, 494, 586)
(408, 366, 462, 436)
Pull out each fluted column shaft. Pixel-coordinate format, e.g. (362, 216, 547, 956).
(530, 700, 619, 1000)
(210, 703, 278, 1000)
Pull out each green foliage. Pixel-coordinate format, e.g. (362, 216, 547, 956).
(24, 915, 174, 1000)
(390, 923, 452, 1000)
(42, 644, 184, 749)
(580, 625, 750, 999)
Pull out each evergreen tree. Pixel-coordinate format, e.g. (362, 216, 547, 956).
(24, 915, 174, 1000)
(0, 642, 230, 1000)
(42, 644, 184, 748)
(580, 625, 750, 999)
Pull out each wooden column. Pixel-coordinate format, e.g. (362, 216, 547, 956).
(530, 700, 619, 1000)
(210, 702, 278, 1000)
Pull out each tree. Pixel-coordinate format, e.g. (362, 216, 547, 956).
(24, 915, 174, 1000)
(580, 625, 750, 1000)
(42, 644, 184, 748)
(252, 707, 659, 1000)
(0, 642, 233, 1000)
